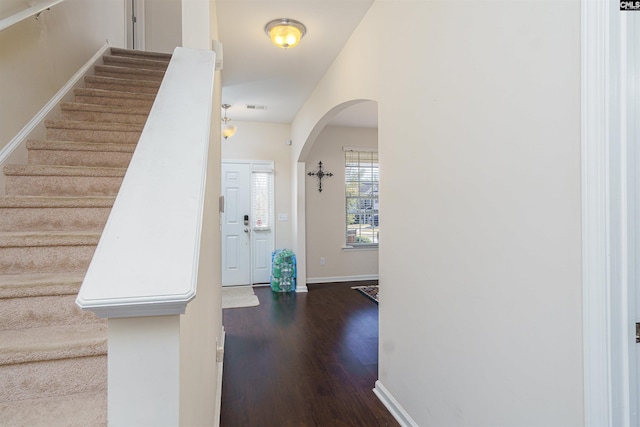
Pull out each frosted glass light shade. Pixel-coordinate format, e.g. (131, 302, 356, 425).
(265, 19, 306, 49)
(223, 124, 237, 139)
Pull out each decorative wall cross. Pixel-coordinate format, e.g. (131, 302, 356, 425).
(307, 161, 333, 192)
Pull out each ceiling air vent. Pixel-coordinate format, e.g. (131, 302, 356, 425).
(246, 105, 267, 111)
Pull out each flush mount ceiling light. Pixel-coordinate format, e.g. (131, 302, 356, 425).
(221, 104, 237, 140)
(264, 18, 306, 49)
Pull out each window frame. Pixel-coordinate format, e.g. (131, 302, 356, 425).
(251, 165, 274, 232)
(344, 147, 379, 248)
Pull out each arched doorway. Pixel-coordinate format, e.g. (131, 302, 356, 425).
(294, 99, 378, 290)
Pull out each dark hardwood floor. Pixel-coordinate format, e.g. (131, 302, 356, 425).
(220, 281, 399, 427)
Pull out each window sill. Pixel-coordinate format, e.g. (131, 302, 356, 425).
(342, 245, 378, 251)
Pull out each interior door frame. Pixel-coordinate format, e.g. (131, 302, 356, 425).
(222, 159, 275, 285)
(582, 1, 638, 425)
(124, 0, 145, 50)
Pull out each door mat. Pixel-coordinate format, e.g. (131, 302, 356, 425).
(222, 285, 260, 309)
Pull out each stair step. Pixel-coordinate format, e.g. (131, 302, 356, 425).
(74, 88, 155, 109)
(3, 164, 127, 178)
(45, 119, 143, 143)
(0, 272, 84, 299)
(0, 195, 114, 231)
(0, 354, 106, 404)
(0, 231, 100, 247)
(94, 64, 165, 82)
(0, 48, 166, 420)
(61, 102, 150, 124)
(103, 54, 169, 71)
(27, 139, 136, 168)
(0, 323, 106, 365)
(0, 195, 115, 209)
(84, 75, 160, 95)
(0, 231, 100, 274)
(0, 292, 101, 331)
(0, 391, 106, 426)
(110, 46, 172, 62)
(0, 324, 106, 402)
(4, 165, 126, 197)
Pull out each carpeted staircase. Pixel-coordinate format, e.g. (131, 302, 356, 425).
(0, 47, 171, 426)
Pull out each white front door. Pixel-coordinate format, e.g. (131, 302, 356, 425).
(221, 163, 251, 286)
(221, 161, 274, 286)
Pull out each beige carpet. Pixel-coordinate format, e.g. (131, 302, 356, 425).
(0, 47, 171, 425)
(222, 285, 260, 309)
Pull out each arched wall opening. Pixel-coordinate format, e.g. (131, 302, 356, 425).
(293, 99, 378, 290)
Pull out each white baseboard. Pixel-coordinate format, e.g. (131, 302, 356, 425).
(373, 381, 418, 427)
(214, 326, 225, 427)
(0, 42, 110, 166)
(306, 274, 379, 284)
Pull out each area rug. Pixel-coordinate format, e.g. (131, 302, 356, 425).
(352, 285, 379, 304)
(222, 285, 260, 309)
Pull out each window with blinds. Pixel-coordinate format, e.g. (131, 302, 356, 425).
(345, 150, 379, 246)
(252, 170, 273, 230)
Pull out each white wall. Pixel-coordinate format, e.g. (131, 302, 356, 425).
(305, 126, 378, 281)
(222, 121, 293, 250)
(181, 0, 212, 51)
(0, 0, 125, 152)
(144, 0, 182, 53)
(179, 1, 221, 425)
(292, 1, 583, 425)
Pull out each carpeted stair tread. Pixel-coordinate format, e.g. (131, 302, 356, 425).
(84, 75, 161, 95)
(0, 391, 106, 426)
(110, 46, 172, 62)
(0, 196, 115, 208)
(0, 273, 84, 299)
(0, 293, 101, 332)
(27, 140, 137, 153)
(45, 121, 143, 145)
(4, 164, 126, 177)
(0, 323, 107, 365)
(94, 64, 165, 82)
(61, 102, 151, 117)
(4, 169, 126, 197)
(0, 195, 114, 232)
(103, 54, 169, 71)
(0, 231, 101, 248)
(73, 87, 155, 100)
(27, 148, 135, 169)
(27, 140, 136, 168)
(43, 119, 144, 144)
(45, 119, 144, 133)
(0, 47, 167, 419)
(1, 354, 106, 405)
(73, 89, 156, 109)
(60, 103, 150, 126)
(0, 233, 100, 274)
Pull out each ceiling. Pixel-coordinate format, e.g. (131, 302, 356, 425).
(216, 0, 377, 129)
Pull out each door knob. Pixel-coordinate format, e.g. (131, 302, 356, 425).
(244, 228, 249, 233)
